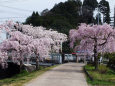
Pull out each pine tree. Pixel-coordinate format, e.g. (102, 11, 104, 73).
(83, 0, 98, 10)
(25, 11, 40, 26)
(99, 0, 110, 24)
(35, 12, 39, 16)
(82, 0, 98, 24)
(32, 11, 36, 17)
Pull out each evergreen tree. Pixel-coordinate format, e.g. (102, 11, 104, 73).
(25, 0, 82, 34)
(99, 0, 110, 24)
(32, 11, 36, 17)
(82, 0, 98, 24)
(35, 12, 39, 16)
(50, 0, 82, 26)
(41, 9, 49, 16)
(25, 11, 40, 26)
(83, 0, 98, 10)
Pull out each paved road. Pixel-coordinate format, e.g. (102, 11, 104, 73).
(24, 63, 88, 86)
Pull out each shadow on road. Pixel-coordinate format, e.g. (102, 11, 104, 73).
(49, 69, 83, 73)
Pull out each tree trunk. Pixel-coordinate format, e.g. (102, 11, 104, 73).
(94, 41, 98, 70)
(60, 49, 64, 64)
(35, 55, 39, 70)
(76, 55, 78, 63)
(19, 60, 23, 72)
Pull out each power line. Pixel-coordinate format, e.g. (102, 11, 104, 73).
(0, 10, 31, 16)
(0, 5, 33, 12)
(0, 16, 45, 20)
(0, 17, 28, 23)
(0, 0, 16, 3)
(0, 0, 31, 4)
(0, 17, 27, 19)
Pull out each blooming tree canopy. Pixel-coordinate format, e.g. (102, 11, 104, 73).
(0, 21, 67, 69)
(0, 31, 53, 68)
(0, 31, 32, 67)
(69, 23, 115, 70)
(28, 37, 54, 58)
(0, 51, 8, 68)
(12, 23, 67, 53)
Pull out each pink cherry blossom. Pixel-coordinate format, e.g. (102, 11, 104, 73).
(69, 23, 115, 70)
(12, 23, 67, 53)
(0, 21, 67, 69)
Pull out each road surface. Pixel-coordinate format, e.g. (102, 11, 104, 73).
(24, 63, 88, 86)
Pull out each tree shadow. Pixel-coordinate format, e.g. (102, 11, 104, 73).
(49, 68, 83, 73)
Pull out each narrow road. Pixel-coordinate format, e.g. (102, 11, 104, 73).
(24, 63, 88, 86)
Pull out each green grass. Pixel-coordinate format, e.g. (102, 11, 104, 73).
(0, 65, 58, 86)
(85, 64, 115, 86)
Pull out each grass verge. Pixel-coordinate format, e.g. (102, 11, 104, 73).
(85, 64, 115, 86)
(0, 65, 58, 86)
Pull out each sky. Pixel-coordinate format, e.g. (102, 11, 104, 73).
(0, 0, 114, 23)
(0, 0, 68, 23)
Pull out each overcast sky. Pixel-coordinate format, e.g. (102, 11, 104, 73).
(0, 0, 114, 23)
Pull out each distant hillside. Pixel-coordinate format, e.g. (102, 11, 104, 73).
(25, 0, 99, 35)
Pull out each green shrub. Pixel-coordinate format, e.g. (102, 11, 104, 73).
(98, 64, 109, 74)
(104, 53, 115, 69)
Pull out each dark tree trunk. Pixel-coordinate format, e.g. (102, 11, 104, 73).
(19, 60, 23, 72)
(94, 40, 98, 70)
(62, 53, 65, 63)
(35, 55, 39, 70)
(76, 55, 78, 63)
